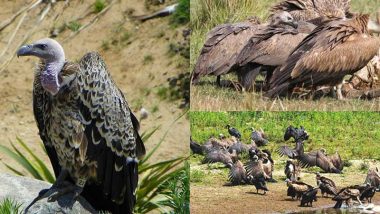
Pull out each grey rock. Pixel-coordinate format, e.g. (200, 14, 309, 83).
(0, 173, 97, 214)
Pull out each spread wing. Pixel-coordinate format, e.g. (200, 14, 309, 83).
(77, 52, 145, 211)
(278, 145, 298, 158)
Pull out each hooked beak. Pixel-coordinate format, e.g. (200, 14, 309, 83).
(368, 19, 380, 34)
(284, 20, 298, 29)
(17, 44, 34, 57)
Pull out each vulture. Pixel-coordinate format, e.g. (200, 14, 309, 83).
(285, 179, 314, 200)
(226, 125, 241, 139)
(278, 139, 304, 159)
(270, 0, 351, 25)
(17, 38, 145, 214)
(285, 160, 301, 181)
(284, 125, 309, 141)
(300, 188, 318, 207)
(228, 160, 247, 185)
(132, 3, 178, 22)
(333, 186, 362, 208)
(236, 12, 311, 91)
(299, 149, 343, 173)
(359, 184, 376, 203)
(250, 128, 269, 146)
(228, 141, 249, 154)
(266, 14, 380, 98)
(245, 155, 270, 194)
(191, 16, 262, 85)
(316, 173, 337, 197)
(365, 168, 380, 189)
(202, 148, 233, 167)
(260, 151, 276, 182)
(190, 137, 204, 155)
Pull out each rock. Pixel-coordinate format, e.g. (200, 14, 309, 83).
(0, 173, 97, 214)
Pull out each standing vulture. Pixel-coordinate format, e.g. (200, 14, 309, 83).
(365, 168, 380, 189)
(191, 16, 261, 85)
(17, 38, 146, 213)
(236, 12, 311, 91)
(316, 173, 337, 197)
(285, 160, 301, 181)
(228, 160, 247, 185)
(226, 124, 241, 139)
(285, 179, 314, 200)
(266, 14, 380, 98)
(270, 0, 351, 25)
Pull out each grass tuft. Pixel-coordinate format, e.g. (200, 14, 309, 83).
(0, 198, 22, 214)
(94, 0, 107, 13)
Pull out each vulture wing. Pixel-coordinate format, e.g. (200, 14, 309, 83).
(267, 15, 380, 98)
(77, 52, 145, 213)
(278, 145, 298, 158)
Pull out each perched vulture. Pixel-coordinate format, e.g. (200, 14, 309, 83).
(299, 149, 342, 173)
(191, 16, 262, 85)
(300, 188, 318, 207)
(190, 137, 204, 155)
(226, 125, 242, 139)
(228, 160, 247, 185)
(285, 179, 314, 200)
(270, 0, 351, 25)
(17, 38, 146, 213)
(333, 186, 362, 208)
(202, 148, 233, 167)
(365, 168, 380, 189)
(266, 14, 380, 98)
(285, 160, 301, 181)
(236, 12, 310, 91)
(316, 173, 337, 197)
(245, 155, 270, 194)
(251, 128, 269, 146)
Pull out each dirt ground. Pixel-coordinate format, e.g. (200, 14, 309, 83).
(0, 0, 188, 175)
(190, 161, 380, 213)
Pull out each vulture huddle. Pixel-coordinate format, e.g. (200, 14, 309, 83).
(192, 0, 380, 99)
(17, 38, 145, 213)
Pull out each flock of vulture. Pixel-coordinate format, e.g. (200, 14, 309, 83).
(190, 125, 380, 208)
(191, 0, 380, 99)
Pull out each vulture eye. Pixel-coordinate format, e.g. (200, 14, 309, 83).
(36, 44, 48, 50)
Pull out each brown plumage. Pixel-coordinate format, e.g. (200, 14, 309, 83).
(228, 160, 247, 185)
(202, 148, 233, 167)
(333, 186, 362, 208)
(316, 173, 337, 197)
(191, 17, 262, 84)
(365, 168, 380, 189)
(286, 179, 314, 200)
(299, 149, 342, 173)
(266, 14, 380, 98)
(270, 0, 351, 25)
(236, 13, 312, 90)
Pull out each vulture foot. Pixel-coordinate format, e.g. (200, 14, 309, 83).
(47, 184, 83, 202)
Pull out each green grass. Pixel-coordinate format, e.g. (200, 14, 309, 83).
(190, 0, 380, 111)
(170, 0, 190, 26)
(67, 21, 81, 32)
(190, 112, 380, 161)
(143, 55, 154, 65)
(94, 0, 107, 13)
(0, 198, 22, 214)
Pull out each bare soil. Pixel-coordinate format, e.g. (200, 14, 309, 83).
(0, 0, 188, 174)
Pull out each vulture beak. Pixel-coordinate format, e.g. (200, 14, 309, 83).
(284, 20, 298, 29)
(368, 19, 380, 34)
(17, 44, 34, 57)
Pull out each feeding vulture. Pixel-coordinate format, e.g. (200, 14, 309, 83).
(299, 149, 343, 173)
(228, 160, 247, 185)
(285, 160, 301, 181)
(316, 173, 337, 197)
(333, 186, 362, 208)
(270, 0, 352, 25)
(365, 168, 380, 189)
(300, 188, 318, 207)
(191, 16, 262, 85)
(266, 14, 380, 98)
(226, 125, 241, 139)
(236, 12, 311, 91)
(285, 179, 314, 200)
(17, 38, 146, 213)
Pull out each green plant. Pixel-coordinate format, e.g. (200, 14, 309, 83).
(67, 21, 81, 32)
(0, 198, 23, 214)
(170, 0, 190, 26)
(94, 0, 107, 13)
(143, 55, 154, 65)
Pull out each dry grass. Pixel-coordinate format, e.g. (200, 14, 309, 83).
(190, 0, 380, 111)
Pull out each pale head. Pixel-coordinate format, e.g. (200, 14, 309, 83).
(270, 11, 298, 29)
(17, 38, 65, 63)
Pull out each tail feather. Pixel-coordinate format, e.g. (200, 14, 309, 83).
(264, 83, 290, 98)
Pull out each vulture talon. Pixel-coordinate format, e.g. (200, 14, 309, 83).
(47, 185, 83, 202)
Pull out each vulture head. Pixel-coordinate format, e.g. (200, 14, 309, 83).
(17, 38, 65, 95)
(270, 11, 298, 29)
